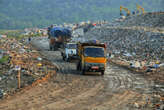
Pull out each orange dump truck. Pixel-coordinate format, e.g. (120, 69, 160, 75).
(77, 42, 107, 75)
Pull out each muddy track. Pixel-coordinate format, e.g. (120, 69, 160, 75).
(0, 37, 163, 110)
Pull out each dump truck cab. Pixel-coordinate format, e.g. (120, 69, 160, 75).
(61, 42, 78, 61)
(77, 42, 107, 75)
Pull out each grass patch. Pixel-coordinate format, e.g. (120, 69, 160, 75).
(0, 55, 9, 64)
(0, 29, 43, 40)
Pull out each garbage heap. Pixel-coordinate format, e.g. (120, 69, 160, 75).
(81, 12, 164, 81)
(85, 28, 163, 60)
(117, 12, 164, 28)
(0, 38, 56, 98)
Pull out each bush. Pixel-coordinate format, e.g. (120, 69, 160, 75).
(0, 55, 9, 64)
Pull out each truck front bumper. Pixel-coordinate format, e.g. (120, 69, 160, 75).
(68, 54, 78, 59)
(84, 63, 105, 72)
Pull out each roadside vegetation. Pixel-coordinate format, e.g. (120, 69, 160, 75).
(0, 55, 9, 64)
(0, 30, 44, 40)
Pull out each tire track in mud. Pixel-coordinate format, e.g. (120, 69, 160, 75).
(104, 65, 152, 93)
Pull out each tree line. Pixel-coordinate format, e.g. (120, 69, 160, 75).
(0, 0, 163, 29)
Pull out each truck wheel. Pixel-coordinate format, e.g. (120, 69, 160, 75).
(77, 61, 82, 71)
(49, 46, 52, 51)
(77, 62, 80, 70)
(76, 65, 79, 70)
(82, 69, 85, 75)
(63, 56, 65, 61)
(61, 52, 63, 56)
(66, 58, 70, 62)
(101, 71, 105, 75)
(53, 47, 57, 51)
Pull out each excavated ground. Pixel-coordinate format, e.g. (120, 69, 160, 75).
(0, 37, 163, 110)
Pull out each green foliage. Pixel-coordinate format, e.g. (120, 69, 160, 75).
(0, 55, 9, 64)
(0, 29, 42, 40)
(0, 30, 22, 39)
(0, 0, 164, 29)
(16, 33, 43, 40)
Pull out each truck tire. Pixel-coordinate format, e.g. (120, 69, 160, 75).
(101, 70, 105, 75)
(61, 52, 63, 56)
(63, 56, 65, 61)
(66, 58, 70, 62)
(53, 47, 57, 51)
(82, 69, 85, 75)
(49, 46, 53, 51)
(77, 62, 80, 70)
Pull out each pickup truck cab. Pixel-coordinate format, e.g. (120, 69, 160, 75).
(61, 43, 78, 62)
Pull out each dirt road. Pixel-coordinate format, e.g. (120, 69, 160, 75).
(0, 37, 163, 110)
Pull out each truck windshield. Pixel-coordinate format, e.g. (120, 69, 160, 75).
(66, 44, 77, 49)
(84, 47, 105, 57)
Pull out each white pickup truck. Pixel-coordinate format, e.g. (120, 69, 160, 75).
(61, 43, 78, 62)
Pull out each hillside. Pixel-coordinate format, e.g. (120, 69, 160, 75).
(0, 0, 164, 29)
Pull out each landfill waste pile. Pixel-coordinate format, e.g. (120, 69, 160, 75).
(116, 12, 164, 28)
(84, 28, 164, 61)
(0, 38, 56, 99)
(79, 12, 164, 82)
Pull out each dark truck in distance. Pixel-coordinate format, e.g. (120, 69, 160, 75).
(48, 27, 71, 50)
